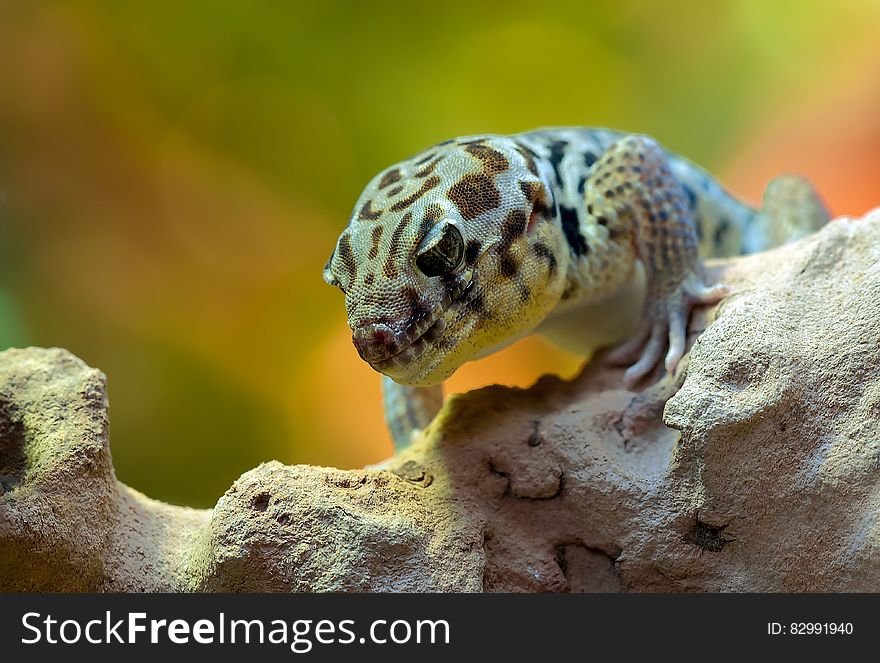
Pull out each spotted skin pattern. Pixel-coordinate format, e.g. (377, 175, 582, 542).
(324, 128, 829, 449)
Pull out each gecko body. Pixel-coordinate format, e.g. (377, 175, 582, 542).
(324, 128, 828, 448)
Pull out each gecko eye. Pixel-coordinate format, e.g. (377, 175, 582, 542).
(415, 222, 464, 277)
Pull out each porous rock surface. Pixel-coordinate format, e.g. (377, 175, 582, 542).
(2, 211, 879, 591)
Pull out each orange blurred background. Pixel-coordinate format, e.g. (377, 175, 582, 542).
(0, 0, 877, 506)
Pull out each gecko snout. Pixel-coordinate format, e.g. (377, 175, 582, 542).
(352, 322, 408, 363)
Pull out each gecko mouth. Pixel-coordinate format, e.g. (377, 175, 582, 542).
(365, 278, 474, 370)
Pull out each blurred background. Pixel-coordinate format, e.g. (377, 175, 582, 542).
(1, 0, 878, 507)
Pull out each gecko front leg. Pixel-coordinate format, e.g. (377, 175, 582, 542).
(591, 136, 729, 386)
(381, 377, 443, 450)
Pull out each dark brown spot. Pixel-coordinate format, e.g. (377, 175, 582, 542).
(415, 157, 442, 178)
(378, 168, 402, 189)
(383, 212, 411, 278)
(391, 212, 412, 249)
(494, 210, 527, 277)
(514, 143, 539, 176)
(387, 184, 404, 197)
(446, 173, 500, 220)
(465, 240, 481, 265)
(358, 200, 383, 221)
(518, 180, 545, 204)
(501, 209, 527, 243)
(465, 143, 509, 175)
(414, 151, 437, 166)
(418, 213, 434, 237)
(533, 196, 553, 221)
(364, 273, 375, 286)
(518, 283, 531, 303)
(423, 204, 444, 222)
(337, 234, 357, 280)
(390, 175, 441, 212)
(499, 254, 519, 278)
(368, 225, 384, 260)
(533, 242, 558, 276)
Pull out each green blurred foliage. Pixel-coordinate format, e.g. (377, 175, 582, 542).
(0, 292, 28, 349)
(1, 0, 878, 506)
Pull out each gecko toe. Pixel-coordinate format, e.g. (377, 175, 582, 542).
(622, 277, 729, 386)
(664, 307, 687, 373)
(623, 323, 665, 388)
(606, 321, 651, 366)
(688, 282, 729, 306)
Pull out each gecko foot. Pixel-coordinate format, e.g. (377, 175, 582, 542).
(607, 273, 729, 388)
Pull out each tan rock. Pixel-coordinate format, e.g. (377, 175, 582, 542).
(1, 210, 879, 591)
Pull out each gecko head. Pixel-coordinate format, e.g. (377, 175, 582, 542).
(324, 136, 569, 386)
